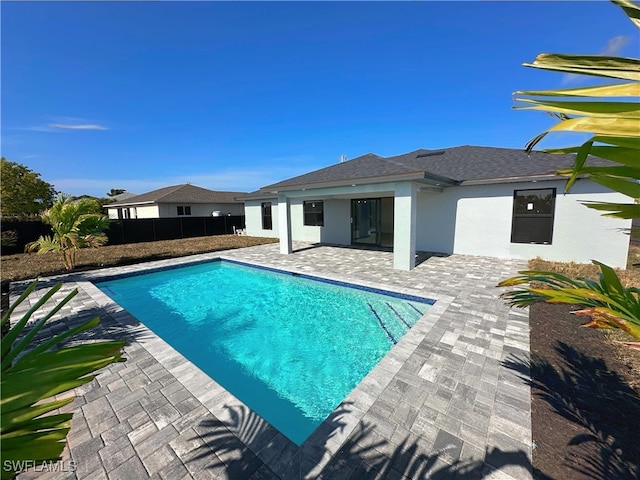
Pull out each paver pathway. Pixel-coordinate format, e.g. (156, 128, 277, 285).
(11, 243, 532, 479)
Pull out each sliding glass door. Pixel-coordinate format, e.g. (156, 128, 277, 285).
(351, 199, 381, 245)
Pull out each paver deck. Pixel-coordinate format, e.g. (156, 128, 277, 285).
(10, 243, 532, 479)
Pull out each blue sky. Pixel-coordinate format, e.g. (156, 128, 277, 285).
(2, 1, 639, 197)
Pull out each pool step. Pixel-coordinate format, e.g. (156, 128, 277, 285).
(385, 302, 412, 329)
(367, 303, 397, 345)
(368, 301, 428, 345)
(408, 302, 425, 316)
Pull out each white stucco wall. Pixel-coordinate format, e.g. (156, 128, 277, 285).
(289, 200, 319, 243)
(160, 203, 244, 217)
(245, 200, 280, 238)
(135, 205, 160, 219)
(157, 204, 173, 218)
(380, 197, 394, 237)
(245, 178, 630, 268)
(321, 199, 351, 245)
(257, 182, 398, 245)
(416, 179, 631, 268)
(211, 203, 245, 216)
(287, 198, 351, 244)
(109, 203, 244, 219)
(246, 197, 351, 243)
(107, 205, 159, 219)
(393, 182, 418, 270)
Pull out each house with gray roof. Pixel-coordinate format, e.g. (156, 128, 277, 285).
(242, 145, 631, 270)
(106, 184, 245, 220)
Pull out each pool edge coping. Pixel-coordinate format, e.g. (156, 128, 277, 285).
(30, 250, 454, 478)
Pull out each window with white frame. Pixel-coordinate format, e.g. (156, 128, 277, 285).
(177, 205, 192, 216)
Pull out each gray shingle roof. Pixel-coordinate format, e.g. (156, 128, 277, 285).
(259, 145, 612, 191)
(110, 191, 137, 202)
(263, 153, 418, 190)
(108, 184, 246, 206)
(385, 146, 608, 182)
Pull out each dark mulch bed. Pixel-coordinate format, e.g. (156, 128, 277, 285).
(528, 303, 640, 480)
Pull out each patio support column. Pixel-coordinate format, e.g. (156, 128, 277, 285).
(393, 182, 417, 271)
(278, 193, 293, 254)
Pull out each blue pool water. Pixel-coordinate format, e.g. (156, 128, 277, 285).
(96, 260, 433, 445)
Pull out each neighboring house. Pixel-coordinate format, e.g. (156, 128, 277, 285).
(106, 184, 246, 219)
(242, 145, 631, 270)
(108, 191, 138, 203)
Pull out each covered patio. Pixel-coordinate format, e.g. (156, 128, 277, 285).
(276, 181, 445, 271)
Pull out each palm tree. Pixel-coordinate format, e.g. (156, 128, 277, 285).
(499, 0, 640, 349)
(26, 196, 110, 270)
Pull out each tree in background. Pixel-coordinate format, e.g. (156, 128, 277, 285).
(0, 158, 57, 217)
(71, 194, 112, 209)
(107, 188, 126, 197)
(102, 188, 128, 206)
(26, 196, 110, 270)
(499, 0, 640, 349)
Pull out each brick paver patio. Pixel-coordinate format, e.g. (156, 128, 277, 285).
(11, 243, 532, 479)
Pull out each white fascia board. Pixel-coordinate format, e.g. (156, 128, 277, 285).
(460, 174, 580, 186)
(272, 172, 427, 193)
(107, 201, 156, 207)
(239, 193, 278, 202)
(277, 182, 404, 199)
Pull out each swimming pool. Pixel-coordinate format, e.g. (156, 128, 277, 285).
(96, 259, 434, 445)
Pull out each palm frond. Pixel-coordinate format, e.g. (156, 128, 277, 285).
(515, 99, 640, 118)
(514, 82, 640, 98)
(515, 0, 639, 221)
(613, 0, 640, 28)
(523, 53, 640, 81)
(499, 261, 640, 339)
(578, 201, 640, 219)
(1, 281, 125, 478)
(545, 145, 640, 165)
